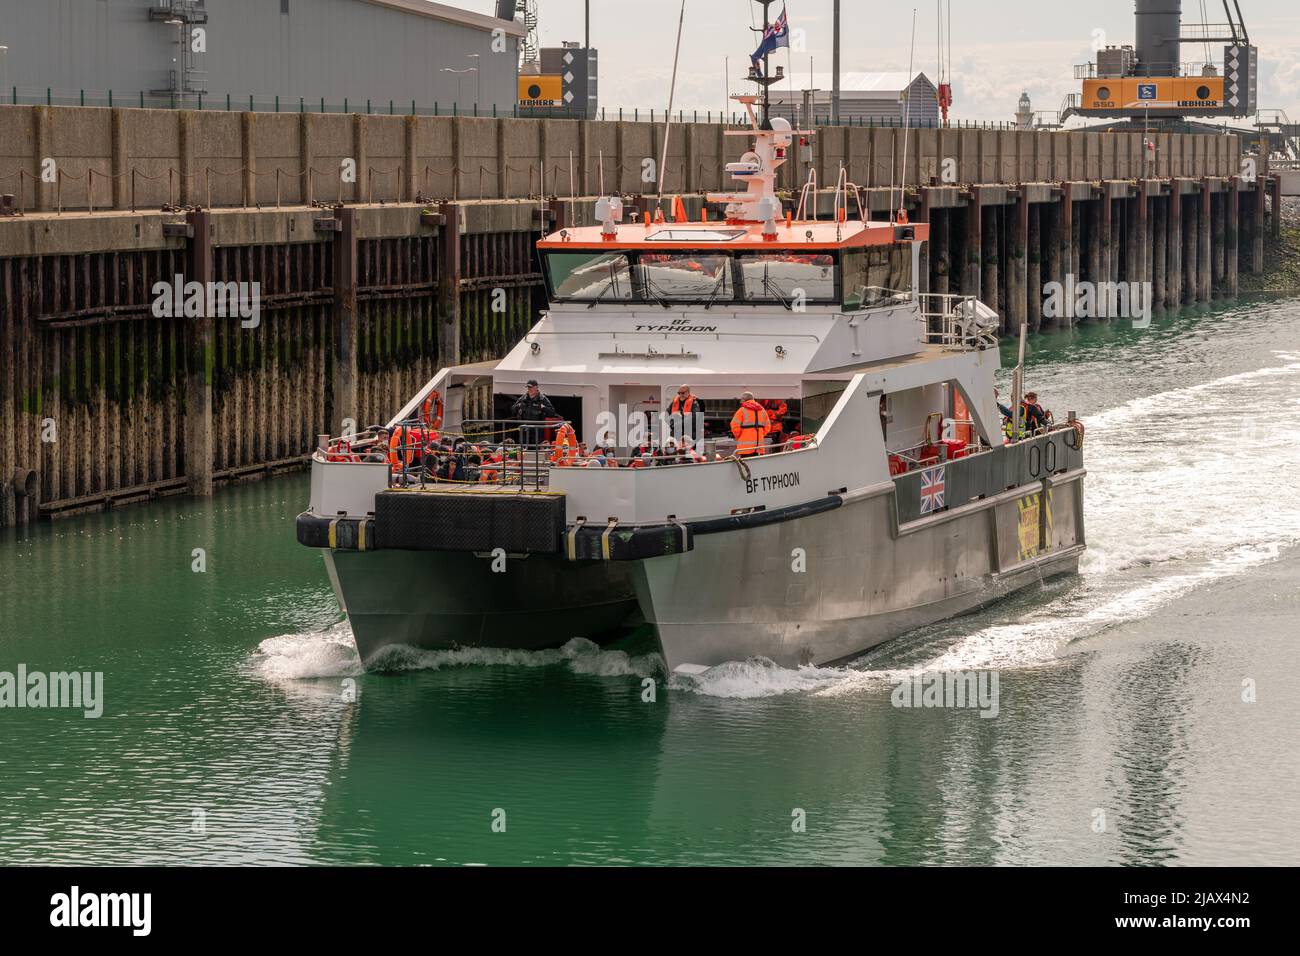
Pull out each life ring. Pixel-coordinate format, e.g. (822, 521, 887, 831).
(422, 390, 444, 431)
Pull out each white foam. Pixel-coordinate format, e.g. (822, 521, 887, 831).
(668, 657, 852, 699)
(248, 622, 364, 681)
(674, 350, 1300, 700)
(253, 350, 1300, 701)
(247, 631, 661, 682)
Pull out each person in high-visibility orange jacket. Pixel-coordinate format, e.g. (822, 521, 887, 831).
(730, 392, 771, 457)
(762, 398, 788, 448)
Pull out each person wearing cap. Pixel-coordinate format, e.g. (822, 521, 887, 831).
(511, 379, 557, 447)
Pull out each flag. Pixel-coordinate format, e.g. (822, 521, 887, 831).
(919, 465, 946, 515)
(751, 6, 790, 76)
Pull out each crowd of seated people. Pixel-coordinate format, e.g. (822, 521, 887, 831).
(366, 386, 816, 485)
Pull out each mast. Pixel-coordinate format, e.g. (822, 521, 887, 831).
(748, 0, 784, 129)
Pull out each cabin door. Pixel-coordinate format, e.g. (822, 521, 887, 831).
(608, 385, 663, 451)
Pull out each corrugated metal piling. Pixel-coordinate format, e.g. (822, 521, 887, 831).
(0, 104, 1288, 527)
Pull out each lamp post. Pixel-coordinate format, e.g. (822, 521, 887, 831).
(466, 54, 482, 109)
(165, 17, 183, 102)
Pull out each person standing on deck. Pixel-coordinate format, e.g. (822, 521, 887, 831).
(511, 379, 557, 448)
(762, 398, 788, 449)
(669, 384, 699, 444)
(731, 392, 772, 458)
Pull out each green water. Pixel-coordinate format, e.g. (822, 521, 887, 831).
(2, 299, 1299, 866)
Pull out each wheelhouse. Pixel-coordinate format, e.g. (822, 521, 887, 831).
(542, 244, 915, 310)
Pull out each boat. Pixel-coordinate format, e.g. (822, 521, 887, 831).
(296, 39, 1088, 675)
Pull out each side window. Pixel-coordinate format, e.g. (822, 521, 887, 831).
(547, 253, 633, 301)
(842, 246, 913, 310)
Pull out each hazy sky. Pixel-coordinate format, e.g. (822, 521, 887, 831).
(458, 0, 1300, 123)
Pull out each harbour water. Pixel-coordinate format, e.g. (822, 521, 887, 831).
(2, 299, 1298, 866)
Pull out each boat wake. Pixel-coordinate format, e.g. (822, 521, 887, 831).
(247, 631, 661, 683)
(676, 349, 1300, 699)
(256, 351, 1300, 701)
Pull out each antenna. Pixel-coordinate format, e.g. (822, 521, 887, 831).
(895, 8, 918, 223)
(656, 0, 688, 197)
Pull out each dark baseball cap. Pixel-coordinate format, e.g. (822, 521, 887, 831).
(527, 379, 539, 387)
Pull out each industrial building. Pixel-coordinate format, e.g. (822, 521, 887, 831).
(769, 73, 940, 127)
(518, 42, 599, 119)
(0, 0, 524, 112)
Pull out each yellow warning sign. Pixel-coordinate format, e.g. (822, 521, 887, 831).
(1017, 490, 1054, 562)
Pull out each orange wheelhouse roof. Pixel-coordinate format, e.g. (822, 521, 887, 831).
(538, 218, 927, 253)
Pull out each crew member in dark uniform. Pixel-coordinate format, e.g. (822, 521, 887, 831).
(511, 379, 557, 447)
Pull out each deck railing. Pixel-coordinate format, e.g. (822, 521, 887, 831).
(918, 293, 1001, 351)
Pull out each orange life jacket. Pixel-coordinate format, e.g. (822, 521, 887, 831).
(325, 440, 360, 463)
(762, 399, 788, 438)
(670, 394, 697, 417)
(730, 401, 771, 457)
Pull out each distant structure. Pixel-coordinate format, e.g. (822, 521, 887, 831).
(1015, 91, 1035, 130)
(499, 0, 541, 71)
(769, 73, 940, 126)
(518, 42, 599, 119)
(0, 0, 525, 112)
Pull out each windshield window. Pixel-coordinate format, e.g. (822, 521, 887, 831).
(842, 246, 914, 310)
(739, 253, 836, 303)
(547, 252, 634, 301)
(636, 254, 734, 302)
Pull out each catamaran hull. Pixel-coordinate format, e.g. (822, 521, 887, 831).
(321, 469, 1084, 672)
(633, 472, 1086, 671)
(324, 550, 639, 665)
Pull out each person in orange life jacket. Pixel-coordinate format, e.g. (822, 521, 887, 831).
(669, 384, 698, 440)
(762, 398, 788, 447)
(730, 391, 772, 457)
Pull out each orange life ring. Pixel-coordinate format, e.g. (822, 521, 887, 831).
(422, 390, 444, 430)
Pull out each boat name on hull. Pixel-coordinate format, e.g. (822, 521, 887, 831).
(745, 471, 802, 495)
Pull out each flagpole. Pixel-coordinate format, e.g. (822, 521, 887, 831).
(657, 0, 688, 198)
(762, 1, 772, 127)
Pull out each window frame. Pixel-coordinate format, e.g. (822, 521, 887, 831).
(545, 249, 855, 307)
